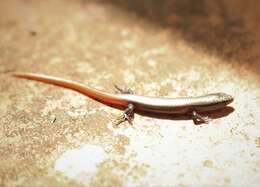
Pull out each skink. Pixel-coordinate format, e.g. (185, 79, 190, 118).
(13, 72, 234, 124)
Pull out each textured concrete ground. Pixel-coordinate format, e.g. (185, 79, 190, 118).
(0, 0, 259, 186)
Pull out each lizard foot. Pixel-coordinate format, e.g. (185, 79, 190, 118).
(113, 103, 135, 126)
(192, 110, 211, 125)
(114, 85, 134, 94)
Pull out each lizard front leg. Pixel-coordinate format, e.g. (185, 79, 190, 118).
(192, 110, 211, 124)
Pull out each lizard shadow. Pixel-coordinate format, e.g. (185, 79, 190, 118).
(134, 106, 234, 125)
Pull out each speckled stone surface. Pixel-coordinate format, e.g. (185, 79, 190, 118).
(0, 0, 259, 186)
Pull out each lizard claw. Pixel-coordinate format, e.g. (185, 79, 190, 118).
(113, 103, 135, 126)
(114, 85, 134, 94)
(113, 113, 133, 126)
(192, 110, 211, 124)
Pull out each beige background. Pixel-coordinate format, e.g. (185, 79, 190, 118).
(0, 0, 259, 186)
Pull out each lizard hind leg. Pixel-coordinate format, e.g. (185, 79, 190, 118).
(114, 85, 134, 94)
(114, 103, 135, 126)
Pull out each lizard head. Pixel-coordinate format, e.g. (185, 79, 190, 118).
(215, 93, 234, 105)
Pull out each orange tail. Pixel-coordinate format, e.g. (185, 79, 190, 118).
(13, 72, 128, 109)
